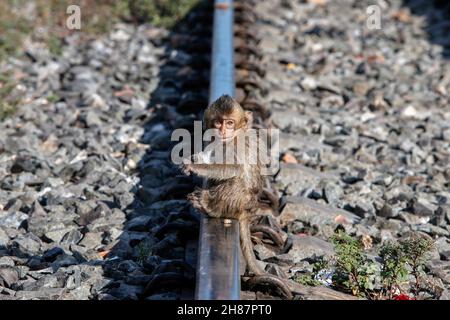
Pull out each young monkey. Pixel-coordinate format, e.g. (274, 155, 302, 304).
(182, 94, 266, 276)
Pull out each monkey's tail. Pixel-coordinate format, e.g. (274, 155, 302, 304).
(240, 218, 264, 276)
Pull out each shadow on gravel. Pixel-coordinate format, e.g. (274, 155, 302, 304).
(403, 0, 450, 58)
(101, 0, 212, 300)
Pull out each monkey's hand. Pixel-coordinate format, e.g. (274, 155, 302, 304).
(181, 151, 211, 176)
(181, 158, 194, 176)
(187, 189, 210, 214)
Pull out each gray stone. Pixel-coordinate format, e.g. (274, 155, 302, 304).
(266, 263, 287, 278)
(275, 163, 337, 192)
(15, 288, 66, 300)
(0, 228, 9, 247)
(278, 196, 360, 228)
(45, 227, 74, 243)
(0, 211, 28, 229)
(0, 267, 19, 288)
(26, 257, 48, 271)
(323, 182, 342, 206)
(398, 212, 429, 225)
(412, 224, 450, 237)
(264, 253, 294, 266)
(108, 282, 143, 300)
(79, 232, 102, 250)
(43, 247, 64, 262)
(413, 198, 437, 217)
(254, 245, 277, 261)
(278, 132, 332, 153)
(440, 251, 450, 261)
(126, 216, 152, 232)
(61, 229, 83, 245)
(51, 254, 78, 269)
(61, 283, 92, 300)
(376, 203, 400, 218)
(11, 234, 41, 256)
(0, 257, 15, 267)
(270, 111, 310, 131)
(439, 289, 450, 300)
(145, 292, 179, 300)
(288, 235, 334, 262)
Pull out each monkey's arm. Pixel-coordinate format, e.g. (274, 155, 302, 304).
(186, 163, 243, 180)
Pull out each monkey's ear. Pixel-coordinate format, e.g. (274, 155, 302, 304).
(244, 111, 253, 129)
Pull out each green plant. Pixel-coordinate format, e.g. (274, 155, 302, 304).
(330, 231, 377, 297)
(402, 237, 434, 297)
(379, 242, 409, 299)
(295, 273, 322, 286)
(378, 237, 434, 299)
(294, 257, 329, 287)
(125, 0, 201, 28)
(47, 36, 63, 56)
(46, 94, 60, 104)
(136, 241, 152, 265)
(292, 232, 435, 299)
(0, 102, 17, 121)
(0, 72, 20, 121)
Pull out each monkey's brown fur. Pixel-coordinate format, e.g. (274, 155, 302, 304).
(182, 95, 266, 275)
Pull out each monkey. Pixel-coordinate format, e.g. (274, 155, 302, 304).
(181, 94, 267, 276)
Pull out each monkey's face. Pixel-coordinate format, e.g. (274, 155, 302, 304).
(213, 117, 237, 141)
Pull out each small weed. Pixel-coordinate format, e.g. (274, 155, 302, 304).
(303, 231, 435, 300)
(330, 231, 378, 297)
(0, 72, 20, 121)
(294, 257, 329, 287)
(401, 237, 434, 297)
(295, 274, 322, 286)
(125, 0, 201, 28)
(136, 241, 152, 265)
(0, 102, 17, 121)
(47, 36, 64, 56)
(379, 241, 409, 299)
(46, 94, 60, 104)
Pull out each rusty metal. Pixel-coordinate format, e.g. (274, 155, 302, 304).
(235, 58, 265, 76)
(235, 41, 263, 59)
(234, 27, 261, 44)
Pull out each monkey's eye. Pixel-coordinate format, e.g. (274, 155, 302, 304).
(225, 120, 235, 128)
(214, 120, 221, 128)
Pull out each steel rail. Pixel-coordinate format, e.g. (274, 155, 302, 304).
(195, 0, 240, 300)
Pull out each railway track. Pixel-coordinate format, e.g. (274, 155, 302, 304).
(195, 1, 239, 300)
(194, 0, 290, 300)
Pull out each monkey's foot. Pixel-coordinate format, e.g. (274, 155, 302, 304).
(260, 187, 280, 212)
(187, 190, 218, 217)
(245, 275, 293, 300)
